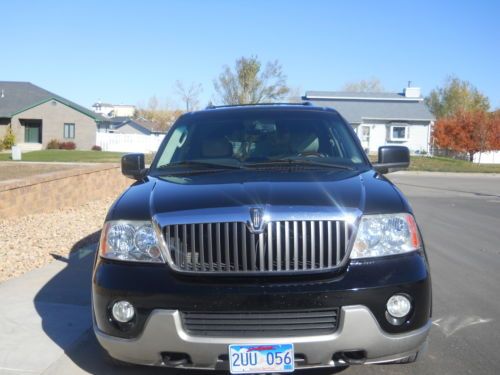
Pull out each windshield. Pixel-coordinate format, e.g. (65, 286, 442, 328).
(152, 109, 368, 171)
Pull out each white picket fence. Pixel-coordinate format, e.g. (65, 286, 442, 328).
(473, 151, 500, 164)
(96, 133, 165, 153)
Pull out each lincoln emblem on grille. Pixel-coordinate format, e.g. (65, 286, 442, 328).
(248, 208, 265, 233)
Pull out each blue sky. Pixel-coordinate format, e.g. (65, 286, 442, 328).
(1, 0, 499, 109)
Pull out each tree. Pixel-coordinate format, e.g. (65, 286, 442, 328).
(213, 56, 290, 105)
(174, 81, 203, 111)
(342, 78, 385, 92)
(136, 96, 184, 132)
(147, 95, 159, 112)
(490, 110, 500, 150)
(425, 76, 489, 119)
(286, 86, 304, 103)
(433, 109, 498, 162)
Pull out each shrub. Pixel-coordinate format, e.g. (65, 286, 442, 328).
(0, 140, 4, 152)
(91, 145, 102, 151)
(59, 141, 76, 150)
(2, 127, 16, 149)
(47, 139, 61, 149)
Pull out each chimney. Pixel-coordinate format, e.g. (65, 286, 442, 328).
(404, 86, 421, 98)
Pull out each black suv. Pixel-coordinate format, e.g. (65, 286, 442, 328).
(92, 104, 431, 373)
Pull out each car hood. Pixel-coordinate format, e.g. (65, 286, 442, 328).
(108, 169, 410, 222)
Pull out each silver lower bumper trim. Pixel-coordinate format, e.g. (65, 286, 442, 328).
(94, 305, 431, 369)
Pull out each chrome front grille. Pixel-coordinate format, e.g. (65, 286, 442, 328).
(181, 308, 340, 337)
(163, 220, 352, 273)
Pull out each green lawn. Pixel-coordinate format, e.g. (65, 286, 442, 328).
(367, 155, 500, 173)
(0, 150, 125, 163)
(1, 150, 499, 173)
(408, 156, 500, 173)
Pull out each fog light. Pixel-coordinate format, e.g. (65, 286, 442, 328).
(112, 300, 135, 323)
(386, 294, 411, 318)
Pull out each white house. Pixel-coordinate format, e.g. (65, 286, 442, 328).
(303, 87, 435, 155)
(92, 102, 136, 118)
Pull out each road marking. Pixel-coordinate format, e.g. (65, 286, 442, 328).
(432, 316, 493, 337)
(0, 367, 38, 373)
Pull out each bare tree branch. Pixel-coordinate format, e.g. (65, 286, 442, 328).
(174, 81, 203, 111)
(213, 56, 290, 105)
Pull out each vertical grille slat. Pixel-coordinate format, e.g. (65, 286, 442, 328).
(208, 223, 213, 271)
(164, 219, 351, 273)
(250, 233, 256, 271)
(310, 221, 315, 269)
(166, 226, 171, 260)
(327, 221, 332, 267)
(216, 223, 222, 271)
(174, 225, 180, 266)
(232, 222, 238, 271)
(182, 224, 187, 268)
(267, 222, 273, 271)
(302, 221, 307, 270)
(285, 221, 290, 271)
(276, 221, 282, 271)
(199, 224, 205, 271)
(336, 221, 341, 265)
(241, 223, 247, 271)
(224, 223, 230, 272)
(319, 221, 324, 269)
(259, 233, 265, 271)
(344, 221, 350, 256)
(190, 224, 196, 270)
(293, 221, 299, 270)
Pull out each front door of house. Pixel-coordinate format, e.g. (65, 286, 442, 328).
(23, 120, 42, 143)
(359, 125, 370, 152)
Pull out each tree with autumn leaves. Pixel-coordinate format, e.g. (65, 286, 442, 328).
(433, 110, 500, 162)
(427, 76, 499, 162)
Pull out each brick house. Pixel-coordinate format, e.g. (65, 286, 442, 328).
(0, 81, 105, 150)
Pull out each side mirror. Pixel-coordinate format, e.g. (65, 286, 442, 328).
(373, 146, 410, 174)
(121, 153, 147, 180)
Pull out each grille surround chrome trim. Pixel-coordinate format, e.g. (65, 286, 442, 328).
(153, 206, 361, 275)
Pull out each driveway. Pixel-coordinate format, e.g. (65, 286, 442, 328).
(1, 172, 499, 375)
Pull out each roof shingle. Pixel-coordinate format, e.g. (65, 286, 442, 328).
(303, 91, 434, 123)
(0, 81, 104, 121)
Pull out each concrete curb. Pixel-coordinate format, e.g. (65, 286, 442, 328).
(392, 171, 500, 177)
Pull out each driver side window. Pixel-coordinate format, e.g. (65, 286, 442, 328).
(157, 125, 188, 166)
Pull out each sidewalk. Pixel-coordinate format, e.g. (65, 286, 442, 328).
(0, 246, 95, 375)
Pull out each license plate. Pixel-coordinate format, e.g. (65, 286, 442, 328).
(229, 343, 294, 374)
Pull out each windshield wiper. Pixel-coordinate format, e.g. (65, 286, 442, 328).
(246, 157, 354, 171)
(156, 160, 245, 170)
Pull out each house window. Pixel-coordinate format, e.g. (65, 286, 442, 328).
(64, 123, 75, 139)
(390, 125, 408, 141)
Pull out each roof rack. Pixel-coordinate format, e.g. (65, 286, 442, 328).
(205, 102, 314, 110)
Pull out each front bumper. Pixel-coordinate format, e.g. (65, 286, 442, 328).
(95, 305, 431, 369)
(93, 251, 432, 369)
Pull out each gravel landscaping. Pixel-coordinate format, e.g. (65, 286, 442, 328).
(0, 196, 116, 283)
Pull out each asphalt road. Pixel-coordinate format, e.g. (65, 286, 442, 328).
(42, 172, 500, 375)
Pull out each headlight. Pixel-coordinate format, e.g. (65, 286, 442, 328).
(99, 221, 164, 263)
(350, 213, 421, 259)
